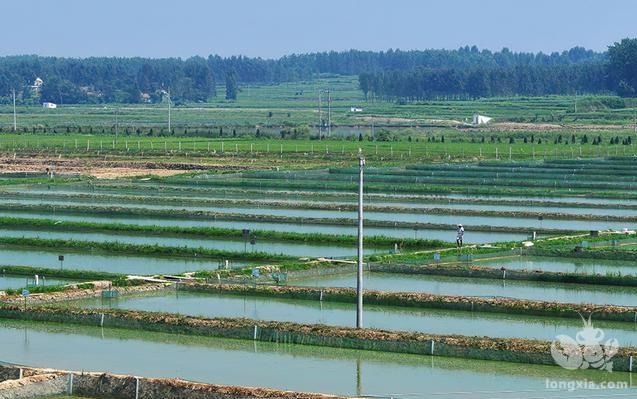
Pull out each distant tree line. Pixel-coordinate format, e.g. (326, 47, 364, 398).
(1, 40, 636, 104)
(360, 39, 637, 100)
(358, 63, 607, 100)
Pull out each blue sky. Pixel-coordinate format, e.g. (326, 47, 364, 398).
(5, 0, 636, 58)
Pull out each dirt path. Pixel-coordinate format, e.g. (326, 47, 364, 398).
(0, 156, 233, 179)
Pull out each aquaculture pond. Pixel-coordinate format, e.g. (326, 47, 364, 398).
(0, 229, 386, 258)
(20, 183, 637, 207)
(6, 190, 636, 217)
(293, 272, 637, 306)
(0, 319, 631, 399)
(0, 211, 527, 244)
(0, 247, 246, 275)
(69, 290, 637, 346)
(478, 256, 637, 276)
(444, 193, 637, 206)
(2, 198, 634, 231)
(0, 274, 74, 290)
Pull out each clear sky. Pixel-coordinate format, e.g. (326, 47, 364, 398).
(5, 0, 635, 58)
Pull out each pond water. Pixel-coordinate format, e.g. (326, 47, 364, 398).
(2, 198, 633, 231)
(294, 272, 637, 306)
(0, 319, 631, 398)
(6, 190, 636, 217)
(0, 228, 385, 258)
(0, 247, 246, 275)
(0, 274, 73, 290)
(0, 211, 528, 244)
(478, 256, 637, 276)
(69, 290, 637, 346)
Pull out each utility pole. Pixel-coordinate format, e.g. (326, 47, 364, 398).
(356, 150, 365, 329)
(115, 108, 119, 143)
(317, 91, 322, 137)
(12, 89, 17, 132)
(327, 89, 331, 138)
(167, 90, 171, 134)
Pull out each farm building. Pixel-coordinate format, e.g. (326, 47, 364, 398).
(472, 114, 492, 125)
(350, 107, 363, 112)
(42, 102, 57, 109)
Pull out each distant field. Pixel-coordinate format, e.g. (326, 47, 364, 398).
(1, 76, 637, 133)
(0, 134, 635, 172)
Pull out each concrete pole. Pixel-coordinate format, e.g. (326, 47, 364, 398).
(327, 89, 331, 138)
(317, 91, 322, 137)
(167, 90, 171, 134)
(356, 151, 365, 329)
(13, 89, 16, 132)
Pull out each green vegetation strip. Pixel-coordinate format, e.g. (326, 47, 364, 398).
(1, 304, 635, 372)
(370, 233, 637, 264)
(534, 248, 637, 262)
(248, 170, 637, 192)
(0, 216, 449, 250)
(2, 283, 95, 296)
(0, 265, 123, 281)
(0, 203, 576, 235)
(0, 237, 292, 262)
(179, 283, 637, 323)
(0, 177, 82, 186)
(156, 176, 637, 200)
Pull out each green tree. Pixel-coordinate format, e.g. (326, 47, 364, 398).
(225, 70, 238, 100)
(608, 38, 637, 96)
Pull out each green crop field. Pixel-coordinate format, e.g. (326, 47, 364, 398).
(1, 76, 637, 134)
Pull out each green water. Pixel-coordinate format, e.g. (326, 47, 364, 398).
(3, 198, 634, 231)
(294, 272, 637, 306)
(0, 319, 631, 398)
(479, 256, 637, 276)
(69, 290, 637, 346)
(0, 228, 384, 258)
(0, 211, 527, 244)
(0, 274, 73, 290)
(0, 247, 247, 275)
(7, 189, 636, 217)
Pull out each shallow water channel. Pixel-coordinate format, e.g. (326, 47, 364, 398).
(7, 189, 637, 217)
(0, 247, 246, 275)
(0, 274, 73, 290)
(0, 211, 527, 244)
(0, 228, 385, 258)
(0, 319, 632, 398)
(68, 290, 637, 346)
(478, 256, 637, 276)
(3, 198, 634, 231)
(293, 272, 637, 306)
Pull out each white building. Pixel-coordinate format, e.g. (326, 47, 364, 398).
(350, 107, 363, 112)
(42, 102, 57, 109)
(472, 114, 492, 125)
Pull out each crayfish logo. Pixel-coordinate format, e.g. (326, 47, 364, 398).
(550, 313, 619, 372)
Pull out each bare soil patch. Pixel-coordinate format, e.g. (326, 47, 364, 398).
(0, 156, 246, 179)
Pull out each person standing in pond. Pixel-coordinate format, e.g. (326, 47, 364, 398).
(456, 224, 464, 247)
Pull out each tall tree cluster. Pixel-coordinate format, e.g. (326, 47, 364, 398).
(1, 40, 636, 104)
(360, 39, 637, 100)
(359, 63, 608, 100)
